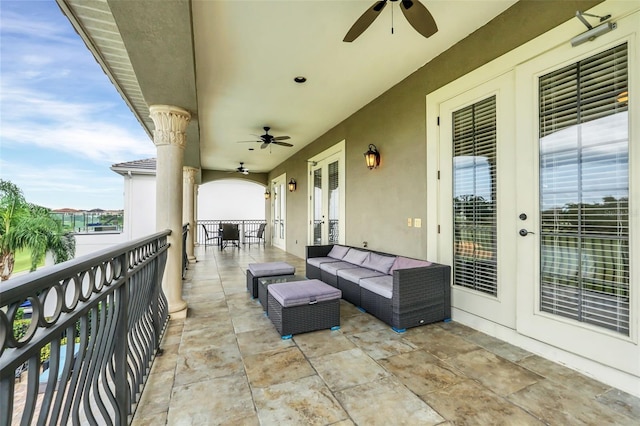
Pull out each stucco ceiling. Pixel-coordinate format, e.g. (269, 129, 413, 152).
(60, 0, 518, 174)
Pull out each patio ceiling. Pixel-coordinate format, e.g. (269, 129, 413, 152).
(58, 0, 517, 174)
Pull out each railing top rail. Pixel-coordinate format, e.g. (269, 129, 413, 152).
(0, 229, 171, 303)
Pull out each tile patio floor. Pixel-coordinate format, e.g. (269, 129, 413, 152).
(131, 245, 639, 425)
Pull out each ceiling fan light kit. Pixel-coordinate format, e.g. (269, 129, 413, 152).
(344, 0, 438, 42)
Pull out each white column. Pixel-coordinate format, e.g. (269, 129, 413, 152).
(183, 166, 197, 263)
(149, 105, 190, 317)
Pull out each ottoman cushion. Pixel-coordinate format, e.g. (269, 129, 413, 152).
(269, 279, 341, 308)
(248, 261, 295, 277)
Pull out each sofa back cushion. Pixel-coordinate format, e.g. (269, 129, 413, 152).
(361, 252, 397, 275)
(342, 248, 369, 265)
(389, 256, 432, 274)
(327, 245, 350, 259)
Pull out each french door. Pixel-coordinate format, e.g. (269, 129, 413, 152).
(308, 143, 345, 245)
(515, 41, 634, 366)
(438, 71, 517, 328)
(271, 174, 286, 249)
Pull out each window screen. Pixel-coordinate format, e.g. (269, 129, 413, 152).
(539, 43, 629, 335)
(452, 96, 497, 296)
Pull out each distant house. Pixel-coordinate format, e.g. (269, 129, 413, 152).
(111, 158, 157, 241)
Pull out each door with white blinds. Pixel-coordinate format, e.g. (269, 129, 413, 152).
(438, 72, 517, 328)
(515, 40, 634, 363)
(271, 174, 286, 250)
(309, 147, 345, 245)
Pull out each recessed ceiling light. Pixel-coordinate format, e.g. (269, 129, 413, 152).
(294, 76, 307, 83)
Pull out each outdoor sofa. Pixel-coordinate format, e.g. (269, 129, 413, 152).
(306, 244, 451, 332)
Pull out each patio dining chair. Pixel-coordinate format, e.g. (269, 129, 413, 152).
(221, 223, 240, 249)
(202, 224, 221, 248)
(244, 223, 266, 247)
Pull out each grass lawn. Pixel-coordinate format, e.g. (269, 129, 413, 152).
(13, 248, 44, 274)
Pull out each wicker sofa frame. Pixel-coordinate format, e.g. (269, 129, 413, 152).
(306, 244, 451, 331)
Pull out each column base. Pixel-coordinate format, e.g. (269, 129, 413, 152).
(188, 255, 197, 264)
(169, 306, 188, 319)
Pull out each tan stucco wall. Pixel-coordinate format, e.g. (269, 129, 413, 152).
(269, 0, 603, 260)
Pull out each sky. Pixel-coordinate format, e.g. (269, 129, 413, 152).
(0, 0, 156, 211)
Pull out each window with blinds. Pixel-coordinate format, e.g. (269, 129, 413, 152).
(328, 161, 340, 244)
(452, 96, 497, 296)
(538, 43, 629, 335)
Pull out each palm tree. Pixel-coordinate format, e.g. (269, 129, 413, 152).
(0, 179, 75, 281)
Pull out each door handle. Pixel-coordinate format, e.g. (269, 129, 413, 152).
(519, 229, 535, 236)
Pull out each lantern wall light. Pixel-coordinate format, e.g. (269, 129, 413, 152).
(364, 144, 380, 170)
(264, 189, 270, 199)
(288, 178, 297, 192)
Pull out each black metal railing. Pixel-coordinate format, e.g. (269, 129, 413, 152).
(0, 231, 170, 425)
(196, 220, 266, 247)
(182, 224, 189, 278)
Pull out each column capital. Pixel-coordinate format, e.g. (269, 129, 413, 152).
(149, 105, 191, 148)
(183, 166, 199, 184)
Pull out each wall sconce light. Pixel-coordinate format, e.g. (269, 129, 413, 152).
(264, 190, 270, 199)
(288, 178, 297, 192)
(364, 144, 380, 169)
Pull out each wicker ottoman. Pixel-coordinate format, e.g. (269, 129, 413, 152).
(246, 262, 295, 298)
(258, 274, 307, 313)
(267, 279, 341, 339)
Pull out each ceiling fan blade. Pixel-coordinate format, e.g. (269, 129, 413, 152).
(343, 1, 387, 42)
(272, 141, 293, 147)
(400, 0, 438, 38)
(260, 143, 269, 149)
(237, 140, 260, 143)
(273, 135, 290, 141)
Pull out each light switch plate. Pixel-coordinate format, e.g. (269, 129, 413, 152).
(407, 218, 412, 227)
(414, 218, 422, 228)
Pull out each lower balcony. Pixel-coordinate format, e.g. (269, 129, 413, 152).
(132, 245, 639, 425)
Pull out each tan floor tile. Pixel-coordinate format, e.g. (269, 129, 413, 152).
(335, 377, 444, 425)
(167, 375, 256, 425)
(230, 309, 274, 334)
(253, 376, 348, 425)
(338, 311, 389, 335)
(508, 379, 636, 425)
(310, 348, 389, 391)
(134, 370, 175, 418)
(447, 348, 542, 396)
(465, 331, 532, 362)
(293, 329, 356, 358)
(179, 324, 236, 353)
(597, 389, 640, 420)
(517, 354, 610, 395)
(243, 346, 315, 388)
(236, 327, 294, 357)
(403, 325, 478, 359)
(130, 411, 167, 426)
(423, 379, 543, 425)
(346, 329, 416, 360)
(174, 341, 244, 386)
(379, 349, 465, 396)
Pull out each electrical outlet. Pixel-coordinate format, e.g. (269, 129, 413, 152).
(407, 218, 412, 227)
(414, 218, 422, 228)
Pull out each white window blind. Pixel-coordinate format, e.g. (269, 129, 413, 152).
(452, 96, 498, 296)
(539, 43, 629, 335)
(328, 161, 339, 244)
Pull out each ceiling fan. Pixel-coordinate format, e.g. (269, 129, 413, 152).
(233, 162, 249, 175)
(238, 126, 293, 149)
(344, 0, 438, 42)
